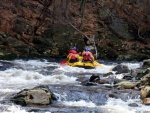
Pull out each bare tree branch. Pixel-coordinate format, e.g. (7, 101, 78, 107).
(79, 0, 86, 29)
(34, 0, 52, 35)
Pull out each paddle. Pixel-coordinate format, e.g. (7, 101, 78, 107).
(60, 60, 67, 65)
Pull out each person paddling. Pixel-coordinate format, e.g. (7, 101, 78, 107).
(82, 48, 94, 62)
(67, 47, 79, 63)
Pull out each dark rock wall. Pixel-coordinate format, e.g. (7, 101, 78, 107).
(0, 0, 149, 60)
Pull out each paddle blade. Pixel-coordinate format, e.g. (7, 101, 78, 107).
(60, 60, 67, 65)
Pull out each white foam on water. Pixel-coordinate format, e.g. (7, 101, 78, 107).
(0, 88, 20, 101)
(100, 98, 150, 113)
(101, 64, 114, 71)
(63, 100, 96, 107)
(2, 104, 34, 113)
(113, 74, 124, 79)
(0, 88, 19, 93)
(121, 62, 141, 70)
(54, 92, 67, 102)
(13, 59, 58, 67)
(10, 59, 59, 71)
(53, 66, 70, 72)
(42, 74, 78, 85)
(57, 64, 113, 74)
(0, 68, 78, 88)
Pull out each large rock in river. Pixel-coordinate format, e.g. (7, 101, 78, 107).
(112, 64, 130, 74)
(140, 86, 150, 99)
(11, 85, 56, 106)
(137, 70, 150, 87)
(142, 59, 150, 68)
(140, 86, 150, 105)
(114, 81, 135, 89)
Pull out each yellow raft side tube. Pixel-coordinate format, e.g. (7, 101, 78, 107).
(67, 56, 103, 68)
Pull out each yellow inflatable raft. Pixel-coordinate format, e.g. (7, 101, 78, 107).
(67, 57, 103, 68)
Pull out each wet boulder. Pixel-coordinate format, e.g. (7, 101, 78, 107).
(82, 82, 98, 86)
(122, 68, 144, 80)
(140, 86, 150, 105)
(98, 79, 110, 84)
(142, 59, 150, 68)
(143, 98, 150, 105)
(103, 72, 113, 77)
(106, 92, 119, 99)
(140, 86, 150, 99)
(122, 74, 133, 80)
(137, 72, 150, 87)
(112, 64, 130, 74)
(135, 68, 149, 80)
(89, 74, 100, 82)
(114, 81, 135, 89)
(81, 74, 109, 86)
(89, 74, 109, 84)
(81, 79, 98, 86)
(11, 85, 56, 106)
(145, 68, 150, 75)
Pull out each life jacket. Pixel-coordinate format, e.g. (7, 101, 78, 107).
(83, 52, 91, 61)
(70, 53, 76, 60)
(68, 53, 77, 60)
(69, 49, 78, 54)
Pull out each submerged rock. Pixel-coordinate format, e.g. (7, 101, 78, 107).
(89, 74, 109, 85)
(11, 85, 57, 106)
(112, 64, 130, 74)
(89, 74, 100, 82)
(128, 103, 139, 107)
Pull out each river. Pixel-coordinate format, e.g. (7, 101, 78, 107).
(0, 59, 149, 113)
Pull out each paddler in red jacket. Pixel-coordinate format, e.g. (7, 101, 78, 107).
(67, 47, 80, 63)
(82, 48, 94, 62)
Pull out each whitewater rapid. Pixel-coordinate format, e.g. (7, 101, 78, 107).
(0, 59, 149, 113)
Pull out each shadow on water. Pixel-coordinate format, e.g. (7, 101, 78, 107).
(0, 61, 15, 71)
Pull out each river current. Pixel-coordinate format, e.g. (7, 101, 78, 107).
(0, 59, 149, 113)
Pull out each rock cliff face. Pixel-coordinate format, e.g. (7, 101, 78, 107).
(0, 0, 149, 60)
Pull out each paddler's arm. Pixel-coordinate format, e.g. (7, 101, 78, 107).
(90, 53, 94, 62)
(67, 54, 71, 61)
(76, 54, 80, 61)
